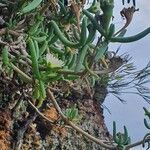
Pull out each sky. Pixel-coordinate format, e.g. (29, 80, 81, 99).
(103, 0, 150, 145)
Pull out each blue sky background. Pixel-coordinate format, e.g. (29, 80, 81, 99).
(103, 0, 150, 143)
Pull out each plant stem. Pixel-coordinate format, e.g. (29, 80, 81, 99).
(47, 89, 117, 150)
(111, 27, 150, 43)
(11, 63, 32, 82)
(125, 139, 148, 150)
(28, 100, 54, 124)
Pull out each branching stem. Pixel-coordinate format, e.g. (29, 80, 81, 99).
(47, 89, 117, 150)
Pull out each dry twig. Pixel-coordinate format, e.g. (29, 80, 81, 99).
(28, 100, 54, 124)
(47, 88, 117, 150)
